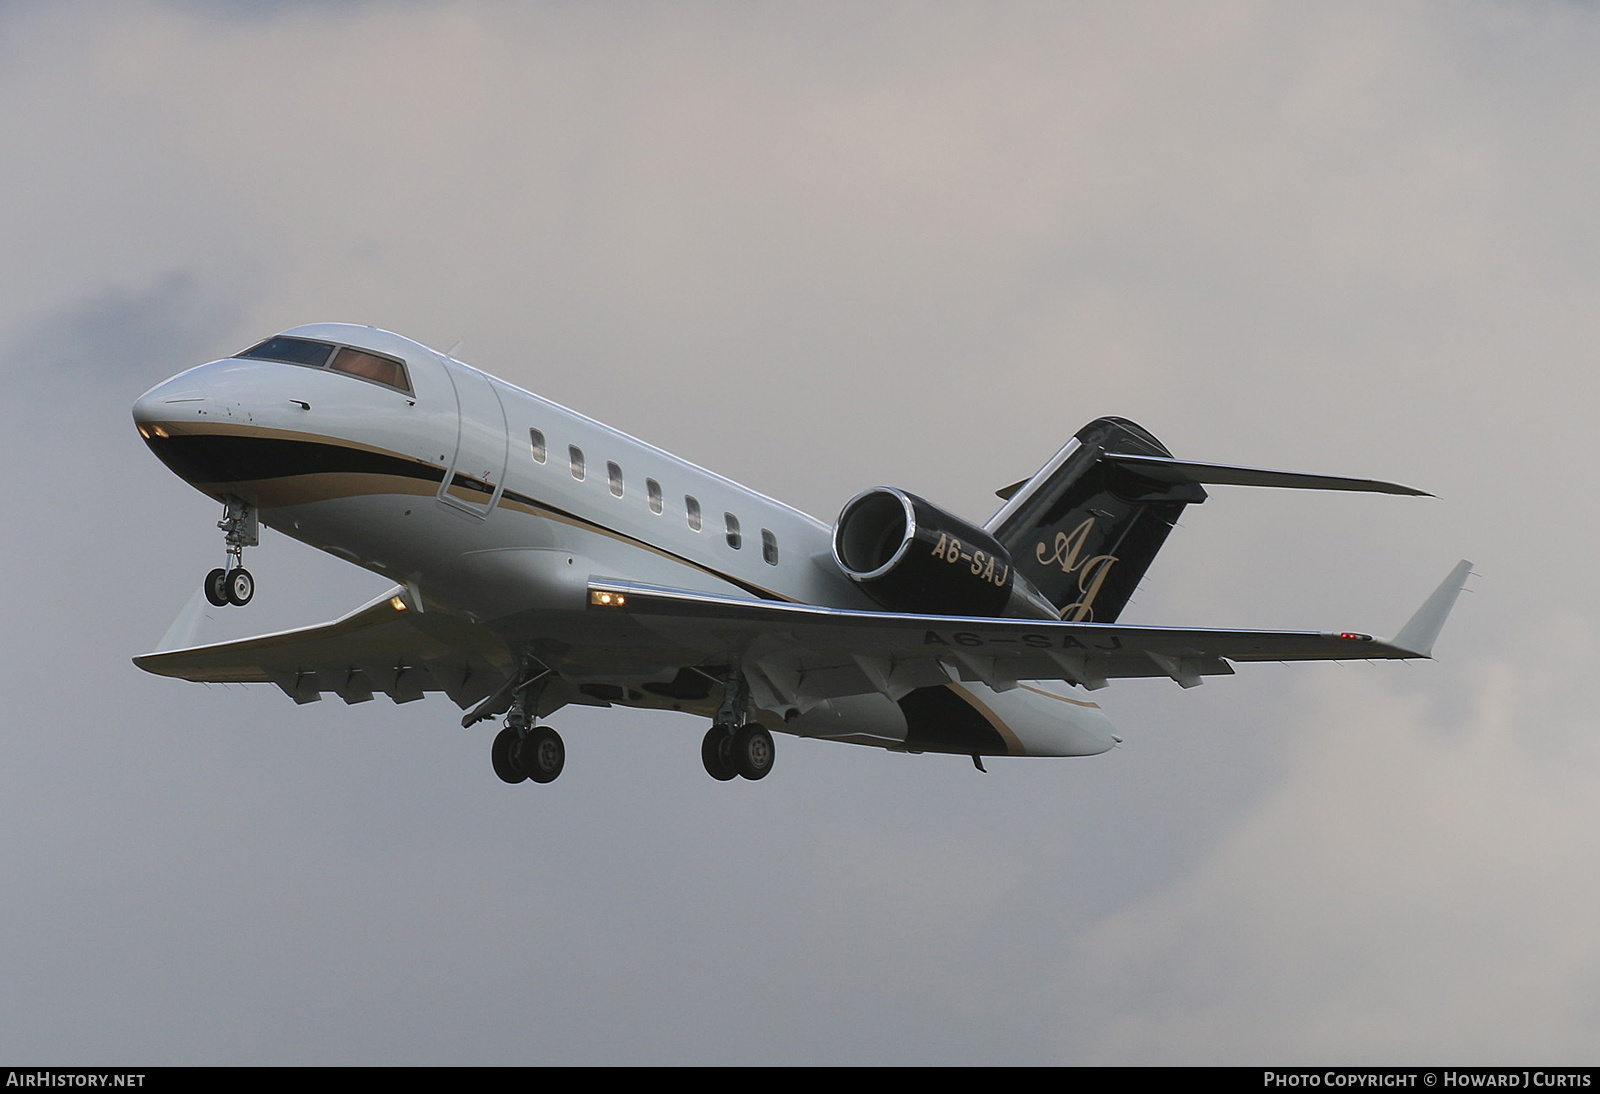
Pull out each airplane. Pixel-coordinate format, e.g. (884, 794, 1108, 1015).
(131, 323, 1470, 785)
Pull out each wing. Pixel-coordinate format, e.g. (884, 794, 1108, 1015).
(586, 561, 1471, 712)
(133, 588, 517, 707)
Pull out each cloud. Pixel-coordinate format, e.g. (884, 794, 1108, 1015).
(1, 0, 1597, 1064)
(1060, 619, 1600, 1063)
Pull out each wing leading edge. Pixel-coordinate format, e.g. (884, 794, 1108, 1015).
(586, 561, 1471, 709)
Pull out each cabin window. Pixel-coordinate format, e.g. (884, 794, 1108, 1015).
(238, 336, 334, 368)
(646, 478, 663, 514)
(685, 496, 702, 531)
(529, 429, 546, 463)
(569, 446, 585, 480)
(725, 513, 742, 550)
(330, 347, 411, 393)
(607, 461, 624, 498)
(761, 529, 779, 566)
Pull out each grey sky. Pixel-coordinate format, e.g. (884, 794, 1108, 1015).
(1, 0, 1595, 1064)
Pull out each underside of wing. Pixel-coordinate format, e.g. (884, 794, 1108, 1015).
(133, 589, 518, 708)
(587, 561, 1470, 709)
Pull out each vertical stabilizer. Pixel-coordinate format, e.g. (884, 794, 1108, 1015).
(988, 418, 1205, 623)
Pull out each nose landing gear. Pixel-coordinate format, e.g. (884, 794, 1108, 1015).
(204, 497, 258, 607)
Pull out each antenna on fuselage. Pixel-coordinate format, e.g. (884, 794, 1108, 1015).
(445, 340, 464, 359)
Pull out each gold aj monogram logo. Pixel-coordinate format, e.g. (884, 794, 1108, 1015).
(1034, 517, 1117, 622)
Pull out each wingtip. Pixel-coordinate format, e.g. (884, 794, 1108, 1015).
(1389, 559, 1473, 657)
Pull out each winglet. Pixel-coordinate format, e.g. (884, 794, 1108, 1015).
(1389, 560, 1473, 657)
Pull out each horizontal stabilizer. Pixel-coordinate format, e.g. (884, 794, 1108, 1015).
(1104, 453, 1432, 496)
(1389, 560, 1473, 657)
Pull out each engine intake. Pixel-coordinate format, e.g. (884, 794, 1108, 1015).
(832, 487, 1055, 618)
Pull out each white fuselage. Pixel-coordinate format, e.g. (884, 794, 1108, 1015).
(133, 323, 1117, 758)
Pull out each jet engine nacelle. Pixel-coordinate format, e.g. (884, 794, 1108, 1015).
(832, 487, 1057, 619)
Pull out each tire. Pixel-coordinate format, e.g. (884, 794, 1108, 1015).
(732, 724, 774, 781)
(522, 726, 565, 784)
(491, 726, 526, 784)
(226, 567, 254, 606)
(204, 568, 229, 607)
(701, 724, 738, 781)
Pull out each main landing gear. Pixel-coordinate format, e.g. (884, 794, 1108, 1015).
(701, 723, 774, 782)
(492, 723, 566, 785)
(481, 662, 775, 786)
(699, 672, 775, 782)
(490, 658, 565, 785)
(203, 496, 258, 607)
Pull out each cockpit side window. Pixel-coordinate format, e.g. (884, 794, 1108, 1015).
(330, 347, 411, 394)
(239, 337, 334, 367)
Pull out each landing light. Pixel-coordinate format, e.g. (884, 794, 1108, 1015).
(391, 596, 407, 611)
(591, 591, 627, 607)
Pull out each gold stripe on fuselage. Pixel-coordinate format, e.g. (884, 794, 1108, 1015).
(1018, 683, 1101, 709)
(945, 682, 1025, 755)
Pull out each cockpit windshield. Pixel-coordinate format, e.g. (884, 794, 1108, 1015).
(236, 337, 412, 395)
(240, 336, 334, 367)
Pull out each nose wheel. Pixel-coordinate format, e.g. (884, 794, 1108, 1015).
(227, 567, 254, 606)
(205, 566, 254, 607)
(203, 497, 258, 607)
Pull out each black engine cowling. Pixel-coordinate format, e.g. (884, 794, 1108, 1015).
(832, 488, 1056, 618)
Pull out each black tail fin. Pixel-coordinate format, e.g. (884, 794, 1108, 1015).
(989, 417, 1205, 623)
